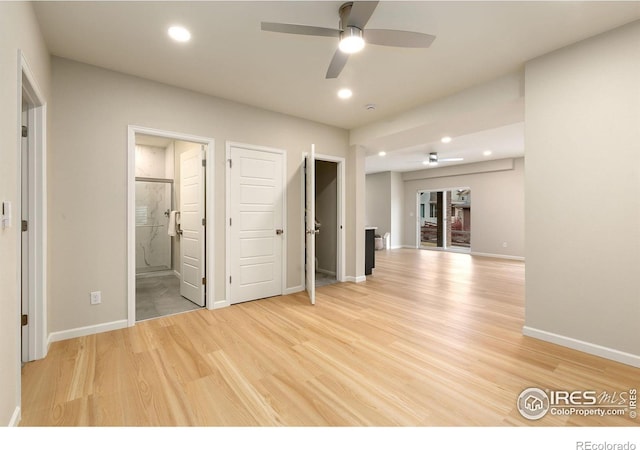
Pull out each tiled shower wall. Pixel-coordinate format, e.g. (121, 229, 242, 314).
(135, 145, 172, 273)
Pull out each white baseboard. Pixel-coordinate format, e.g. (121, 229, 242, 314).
(8, 406, 20, 426)
(523, 326, 640, 368)
(211, 299, 230, 309)
(284, 285, 304, 295)
(401, 245, 417, 249)
(471, 252, 525, 261)
(48, 319, 128, 344)
(344, 275, 366, 283)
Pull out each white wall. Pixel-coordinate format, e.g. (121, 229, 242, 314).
(390, 172, 403, 248)
(0, 2, 50, 426)
(524, 21, 640, 365)
(347, 145, 366, 280)
(403, 158, 524, 258)
(365, 172, 391, 236)
(48, 57, 352, 335)
(365, 171, 409, 249)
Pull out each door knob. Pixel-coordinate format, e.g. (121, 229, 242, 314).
(276, 229, 284, 235)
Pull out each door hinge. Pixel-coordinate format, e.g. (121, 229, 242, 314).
(229, 217, 232, 226)
(202, 159, 206, 167)
(202, 277, 206, 286)
(202, 218, 206, 227)
(228, 159, 232, 169)
(21, 126, 28, 138)
(21, 314, 28, 326)
(229, 276, 232, 284)
(21, 220, 28, 232)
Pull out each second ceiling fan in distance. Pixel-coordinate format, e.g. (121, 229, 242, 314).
(261, 1, 436, 79)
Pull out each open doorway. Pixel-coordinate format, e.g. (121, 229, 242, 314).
(303, 151, 345, 301)
(418, 188, 471, 252)
(134, 134, 205, 320)
(128, 127, 215, 325)
(315, 160, 339, 287)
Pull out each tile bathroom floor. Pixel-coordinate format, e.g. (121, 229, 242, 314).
(136, 274, 201, 321)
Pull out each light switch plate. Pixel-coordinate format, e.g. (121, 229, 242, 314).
(1, 201, 12, 228)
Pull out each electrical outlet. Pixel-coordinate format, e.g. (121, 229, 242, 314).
(90, 291, 101, 305)
(502, 242, 508, 248)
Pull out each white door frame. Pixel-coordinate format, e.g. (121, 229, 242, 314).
(18, 51, 48, 362)
(225, 141, 287, 306)
(301, 153, 346, 287)
(127, 126, 215, 326)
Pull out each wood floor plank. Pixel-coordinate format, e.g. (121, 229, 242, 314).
(20, 249, 640, 426)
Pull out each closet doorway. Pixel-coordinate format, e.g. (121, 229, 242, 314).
(127, 127, 214, 325)
(313, 154, 345, 288)
(314, 160, 338, 287)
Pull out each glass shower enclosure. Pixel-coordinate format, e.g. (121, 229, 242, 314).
(135, 179, 173, 274)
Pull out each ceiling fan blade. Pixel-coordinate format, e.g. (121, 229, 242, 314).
(326, 49, 349, 79)
(365, 29, 436, 48)
(347, 1, 379, 29)
(261, 22, 341, 38)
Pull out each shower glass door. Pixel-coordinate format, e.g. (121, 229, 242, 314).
(135, 180, 172, 274)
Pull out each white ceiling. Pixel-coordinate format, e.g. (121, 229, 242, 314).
(365, 121, 524, 173)
(33, 1, 640, 172)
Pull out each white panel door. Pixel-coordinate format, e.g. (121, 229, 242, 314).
(305, 145, 316, 305)
(229, 146, 283, 304)
(180, 147, 205, 306)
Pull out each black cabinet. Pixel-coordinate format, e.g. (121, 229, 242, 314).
(365, 228, 376, 275)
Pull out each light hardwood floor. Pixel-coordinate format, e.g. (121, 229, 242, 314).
(20, 249, 639, 426)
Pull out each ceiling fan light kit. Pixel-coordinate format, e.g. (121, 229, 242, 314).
(339, 26, 365, 53)
(261, 1, 436, 79)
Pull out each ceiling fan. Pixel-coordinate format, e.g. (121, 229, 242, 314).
(411, 152, 464, 166)
(261, 1, 436, 79)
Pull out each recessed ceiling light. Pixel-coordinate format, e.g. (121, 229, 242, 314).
(338, 27, 365, 54)
(483, 150, 493, 156)
(168, 26, 191, 42)
(337, 88, 353, 99)
(441, 136, 452, 144)
(378, 151, 386, 157)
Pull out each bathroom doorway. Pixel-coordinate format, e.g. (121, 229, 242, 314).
(127, 127, 214, 324)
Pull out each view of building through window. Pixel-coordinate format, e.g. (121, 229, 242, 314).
(419, 188, 471, 250)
